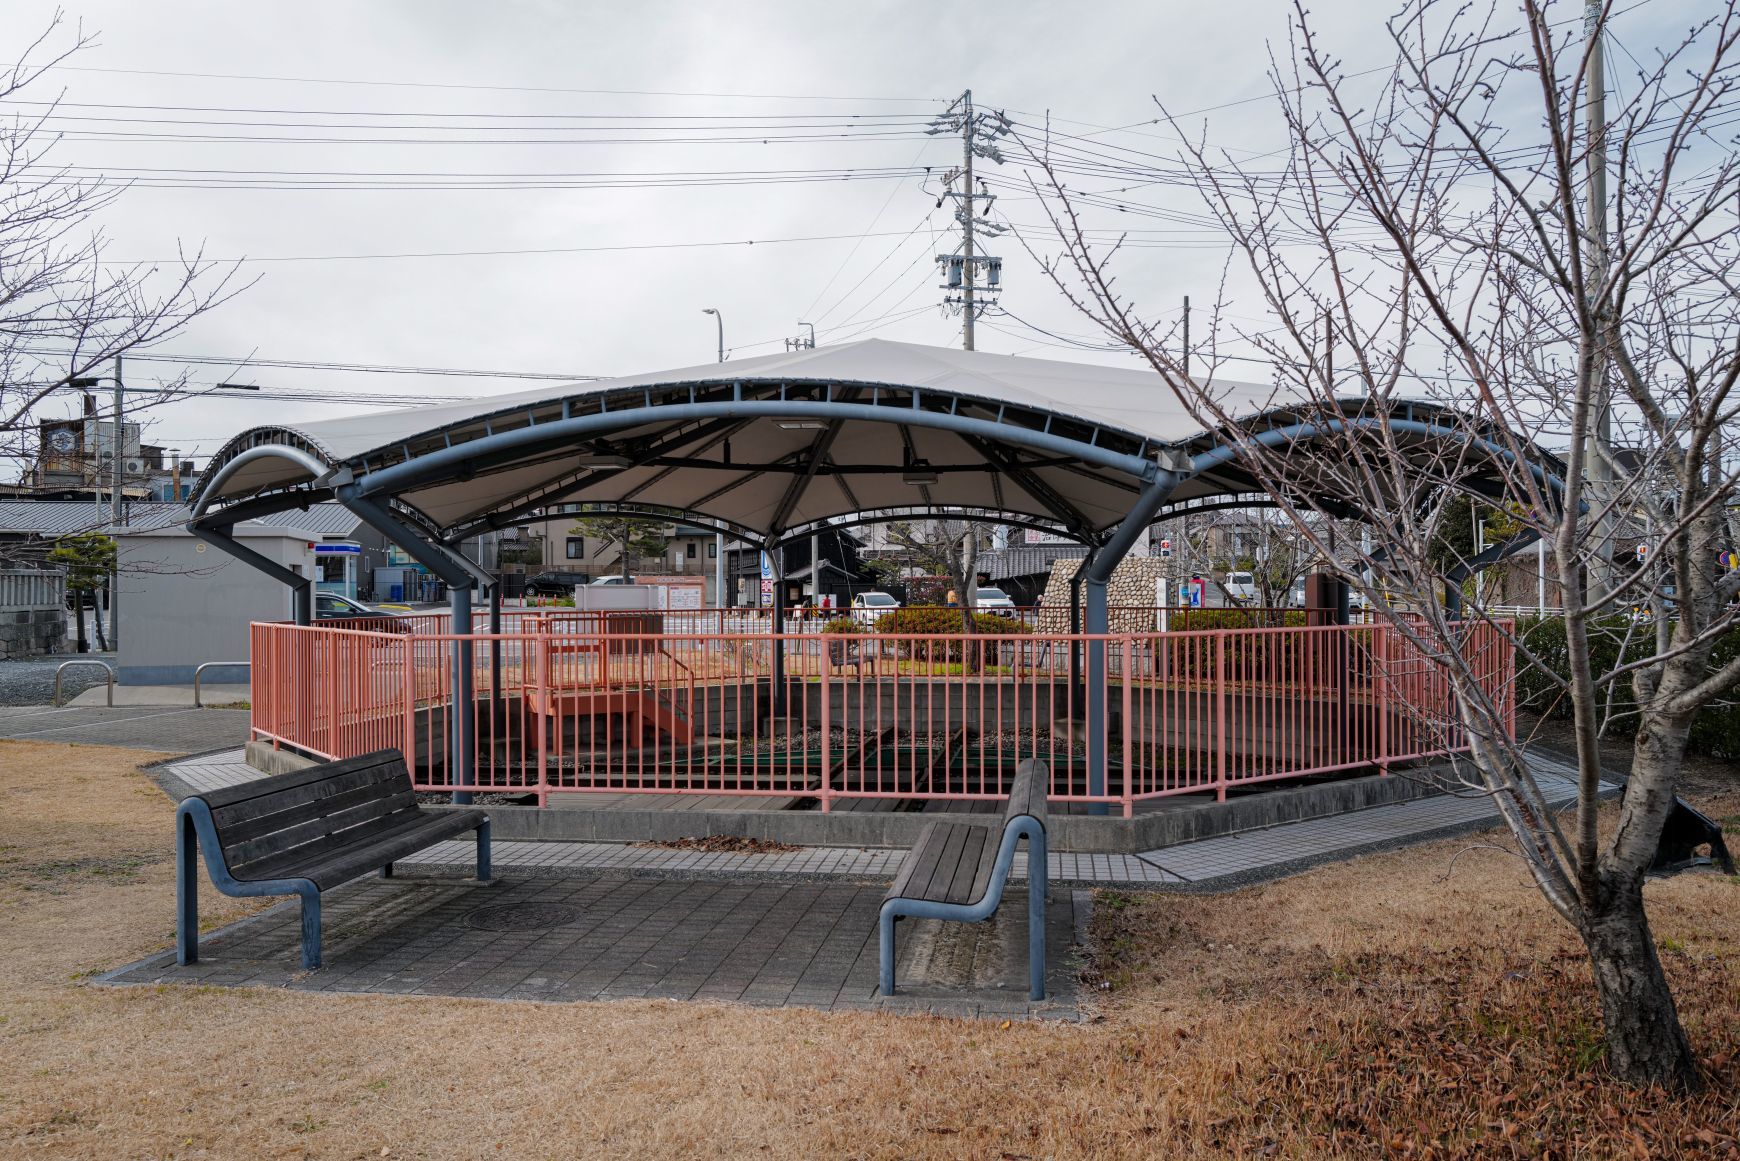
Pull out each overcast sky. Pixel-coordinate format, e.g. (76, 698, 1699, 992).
(8, 0, 1703, 468)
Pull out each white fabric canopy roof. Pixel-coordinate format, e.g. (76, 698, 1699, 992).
(197, 339, 1291, 539)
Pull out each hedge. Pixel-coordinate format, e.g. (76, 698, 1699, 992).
(1167, 609, 1308, 633)
(1515, 615, 1740, 759)
(870, 607, 1032, 636)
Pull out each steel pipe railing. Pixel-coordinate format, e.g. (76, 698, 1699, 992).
(53, 659, 114, 707)
(194, 661, 252, 708)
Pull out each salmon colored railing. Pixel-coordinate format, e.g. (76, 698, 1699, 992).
(249, 618, 1514, 815)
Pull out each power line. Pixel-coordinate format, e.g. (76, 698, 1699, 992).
(20, 63, 948, 104)
(102, 227, 918, 265)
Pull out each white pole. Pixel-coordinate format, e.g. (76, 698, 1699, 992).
(1537, 536, 1547, 616)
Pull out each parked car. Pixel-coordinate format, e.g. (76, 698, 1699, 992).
(314, 592, 411, 629)
(850, 590, 901, 625)
(524, 570, 591, 596)
(1224, 571, 1258, 606)
(973, 586, 1017, 611)
(588, 574, 634, 586)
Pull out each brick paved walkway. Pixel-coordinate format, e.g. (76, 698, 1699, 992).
(147, 746, 1600, 890)
(105, 874, 1088, 1020)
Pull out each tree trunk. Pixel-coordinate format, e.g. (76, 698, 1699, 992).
(1581, 886, 1701, 1090)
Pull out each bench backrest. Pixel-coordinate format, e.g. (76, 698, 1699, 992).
(1002, 758, 1049, 831)
(193, 749, 421, 878)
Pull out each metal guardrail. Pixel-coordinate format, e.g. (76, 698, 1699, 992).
(194, 661, 251, 708)
(53, 659, 114, 707)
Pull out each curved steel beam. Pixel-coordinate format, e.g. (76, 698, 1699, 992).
(349, 399, 1162, 505)
(777, 507, 1089, 546)
(1188, 418, 1567, 496)
(189, 444, 332, 519)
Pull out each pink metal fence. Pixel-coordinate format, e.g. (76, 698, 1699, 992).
(250, 617, 1513, 816)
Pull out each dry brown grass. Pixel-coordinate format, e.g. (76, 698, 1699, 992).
(0, 738, 1736, 1160)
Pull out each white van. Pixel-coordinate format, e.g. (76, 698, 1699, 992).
(1224, 571, 1258, 605)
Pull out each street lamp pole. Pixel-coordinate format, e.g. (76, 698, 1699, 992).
(702, 308, 727, 605)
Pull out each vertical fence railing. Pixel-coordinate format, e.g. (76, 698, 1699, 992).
(246, 617, 1515, 809)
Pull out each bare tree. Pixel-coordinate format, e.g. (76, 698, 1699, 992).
(1, 14, 245, 511)
(1022, 0, 1740, 1089)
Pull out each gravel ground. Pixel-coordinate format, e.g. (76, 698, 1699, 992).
(0, 652, 116, 707)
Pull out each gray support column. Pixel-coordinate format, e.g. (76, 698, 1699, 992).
(189, 524, 314, 625)
(487, 579, 503, 730)
(1066, 548, 1097, 719)
(448, 582, 475, 806)
(769, 541, 787, 718)
(1081, 473, 1181, 814)
(337, 489, 479, 803)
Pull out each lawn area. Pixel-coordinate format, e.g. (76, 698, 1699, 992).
(1, 738, 1736, 1159)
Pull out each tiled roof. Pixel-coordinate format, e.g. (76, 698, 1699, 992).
(978, 544, 1090, 580)
(0, 499, 365, 538)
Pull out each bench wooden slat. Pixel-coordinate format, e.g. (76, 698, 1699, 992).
(964, 826, 999, 905)
(942, 825, 993, 905)
(209, 760, 407, 832)
(215, 779, 418, 850)
(916, 822, 971, 902)
(222, 794, 421, 868)
(199, 750, 406, 813)
(887, 821, 950, 899)
(291, 812, 485, 889)
(229, 808, 447, 883)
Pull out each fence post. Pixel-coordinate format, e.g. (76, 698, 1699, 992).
(1120, 636, 1135, 817)
(402, 633, 418, 787)
(818, 635, 833, 812)
(1376, 623, 1389, 777)
(1215, 630, 1228, 803)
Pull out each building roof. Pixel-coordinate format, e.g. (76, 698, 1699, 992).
(0, 499, 366, 539)
(978, 544, 1092, 581)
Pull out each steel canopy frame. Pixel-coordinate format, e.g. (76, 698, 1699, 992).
(189, 371, 1568, 811)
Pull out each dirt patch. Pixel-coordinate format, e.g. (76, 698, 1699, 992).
(2, 739, 1738, 1159)
(633, 834, 804, 854)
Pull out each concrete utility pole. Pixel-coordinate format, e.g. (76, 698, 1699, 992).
(1182, 295, 1191, 379)
(703, 307, 728, 606)
(111, 354, 122, 646)
(930, 91, 1010, 351)
(961, 90, 977, 351)
(1582, 0, 1617, 589)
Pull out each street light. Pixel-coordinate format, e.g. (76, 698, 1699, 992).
(701, 307, 724, 364)
(797, 320, 817, 348)
(700, 309, 727, 607)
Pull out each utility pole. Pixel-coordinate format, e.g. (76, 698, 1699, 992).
(702, 308, 728, 606)
(111, 353, 122, 647)
(929, 91, 1010, 351)
(784, 321, 816, 351)
(1582, 0, 1616, 588)
(1182, 295, 1191, 379)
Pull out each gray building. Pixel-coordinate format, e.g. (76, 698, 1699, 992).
(114, 521, 316, 684)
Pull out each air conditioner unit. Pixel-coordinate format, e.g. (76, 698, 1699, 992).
(124, 459, 146, 475)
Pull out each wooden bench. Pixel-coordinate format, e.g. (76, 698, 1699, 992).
(879, 759, 1049, 1000)
(176, 749, 491, 969)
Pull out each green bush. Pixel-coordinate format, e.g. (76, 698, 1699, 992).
(1515, 615, 1740, 759)
(820, 617, 859, 635)
(1168, 609, 1308, 633)
(871, 607, 1032, 636)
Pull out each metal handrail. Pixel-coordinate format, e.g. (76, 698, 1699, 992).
(53, 659, 114, 707)
(194, 661, 251, 708)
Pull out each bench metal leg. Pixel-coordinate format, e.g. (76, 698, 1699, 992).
(297, 886, 323, 970)
(381, 862, 393, 878)
(879, 906, 899, 996)
(1028, 830, 1047, 1002)
(476, 818, 493, 882)
(176, 813, 199, 966)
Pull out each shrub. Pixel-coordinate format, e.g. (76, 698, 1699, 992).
(871, 607, 1032, 636)
(1168, 609, 1307, 633)
(820, 617, 859, 635)
(1515, 615, 1740, 759)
